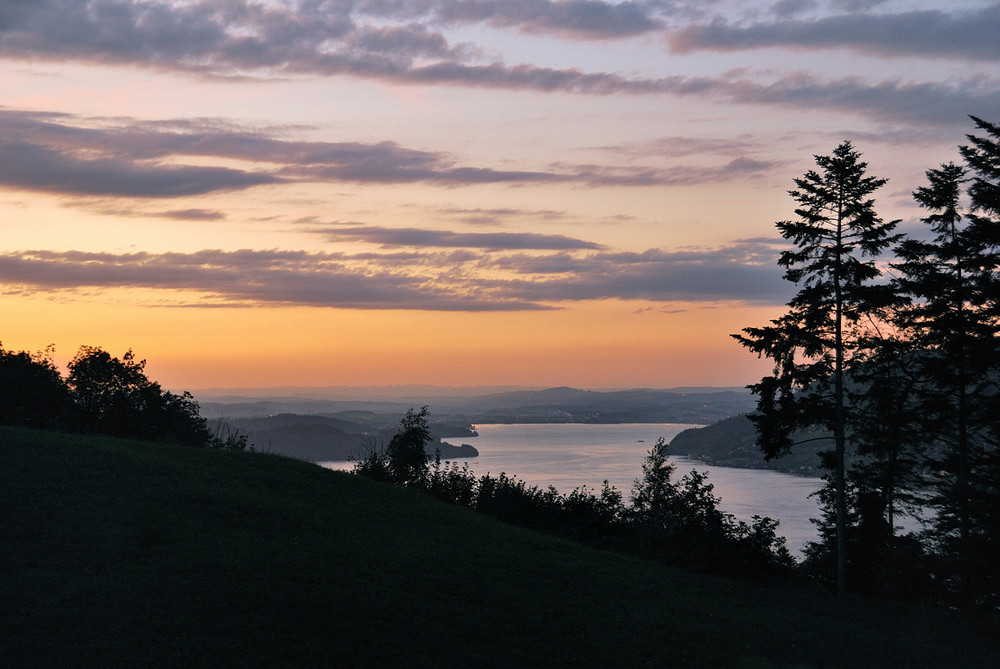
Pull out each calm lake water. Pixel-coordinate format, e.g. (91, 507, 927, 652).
(323, 422, 824, 556)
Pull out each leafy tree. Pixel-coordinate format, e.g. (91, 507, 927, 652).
(0, 343, 72, 428)
(66, 346, 210, 446)
(153, 389, 215, 448)
(68, 346, 151, 436)
(630, 439, 726, 538)
(733, 141, 900, 594)
(386, 406, 433, 484)
(629, 439, 792, 575)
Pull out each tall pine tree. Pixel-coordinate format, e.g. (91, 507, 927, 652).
(734, 141, 899, 594)
(894, 119, 1000, 601)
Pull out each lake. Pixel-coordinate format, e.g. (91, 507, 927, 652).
(323, 422, 824, 556)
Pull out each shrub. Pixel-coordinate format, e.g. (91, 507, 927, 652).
(354, 426, 795, 583)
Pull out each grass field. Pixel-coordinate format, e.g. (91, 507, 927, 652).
(2, 426, 997, 668)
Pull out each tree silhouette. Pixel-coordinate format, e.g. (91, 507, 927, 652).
(0, 344, 72, 428)
(386, 406, 433, 484)
(66, 346, 210, 446)
(893, 121, 1000, 599)
(733, 141, 900, 594)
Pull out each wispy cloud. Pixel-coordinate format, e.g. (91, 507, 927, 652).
(154, 209, 227, 221)
(560, 156, 778, 186)
(432, 206, 569, 226)
(72, 202, 228, 221)
(312, 225, 604, 250)
(596, 135, 759, 159)
(699, 72, 1000, 127)
(0, 108, 784, 200)
(0, 240, 790, 311)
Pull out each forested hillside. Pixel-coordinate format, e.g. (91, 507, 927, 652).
(668, 415, 823, 474)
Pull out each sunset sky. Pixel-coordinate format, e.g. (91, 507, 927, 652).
(1, 0, 998, 391)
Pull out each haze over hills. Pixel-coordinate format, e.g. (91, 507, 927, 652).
(216, 412, 478, 463)
(196, 385, 764, 467)
(196, 385, 754, 424)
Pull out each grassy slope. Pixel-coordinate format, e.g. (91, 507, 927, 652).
(2, 427, 997, 668)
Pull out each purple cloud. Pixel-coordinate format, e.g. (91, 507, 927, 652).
(0, 141, 278, 198)
(0, 240, 791, 311)
(0, 2, 994, 128)
(0, 108, 788, 200)
(312, 225, 604, 250)
(669, 6, 1000, 62)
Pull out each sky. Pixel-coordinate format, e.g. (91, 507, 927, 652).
(1, 0, 998, 391)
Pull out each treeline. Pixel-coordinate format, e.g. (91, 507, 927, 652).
(353, 408, 795, 583)
(0, 344, 243, 449)
(735, 116, 1000, 609)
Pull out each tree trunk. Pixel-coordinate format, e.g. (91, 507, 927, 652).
(834, 190, 848, 596)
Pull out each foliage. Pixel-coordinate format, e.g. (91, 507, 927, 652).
(0, 341, 218, 448)
(385, 406, 433, 484)
(629, 438, 794, 573)
(733, 140, 900, 594)
(350, 434, 395, 483)
(67, 345, 212, 447)
(802, 475, 934, 601)
(737, 118, 1000, 610)
(901, 119, 1000, 604)
(845, 334, 925, 536)
(423, 456, 478, 507)
(356, 427, 793, 582)
(0, 343, 73, 428)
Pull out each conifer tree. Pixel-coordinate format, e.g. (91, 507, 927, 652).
(846, 333, 924, 539)
(894, 119, 1000, 600)
(734, 141, 899, 594)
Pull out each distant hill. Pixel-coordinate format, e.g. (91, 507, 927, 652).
(669, 415, 826, 475)
(449, 387, 754, 424)
(4, 426, 995, 668)
(218, 413, 477, 462)
(200, 385, 756, 425)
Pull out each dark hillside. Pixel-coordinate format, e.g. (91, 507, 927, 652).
(669, 415, 825, 474)
(218, 413, 477, 462)
(2, 427, 997, 668)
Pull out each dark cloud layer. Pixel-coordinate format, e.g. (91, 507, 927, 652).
(0, 0, 658, 78)
(705, 73, 1000, 127)
(314, 225, 604, 250)
(426, 0, 663, 39)
(0, 141, 278, 198)
(0, 241, 789, 311)
(0, 248, 546, 311)
(480, 243, 790, 303)
(0, 108, 779, 199)
(670, 5, 1000, 61)
(0, 1, 995, 128)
